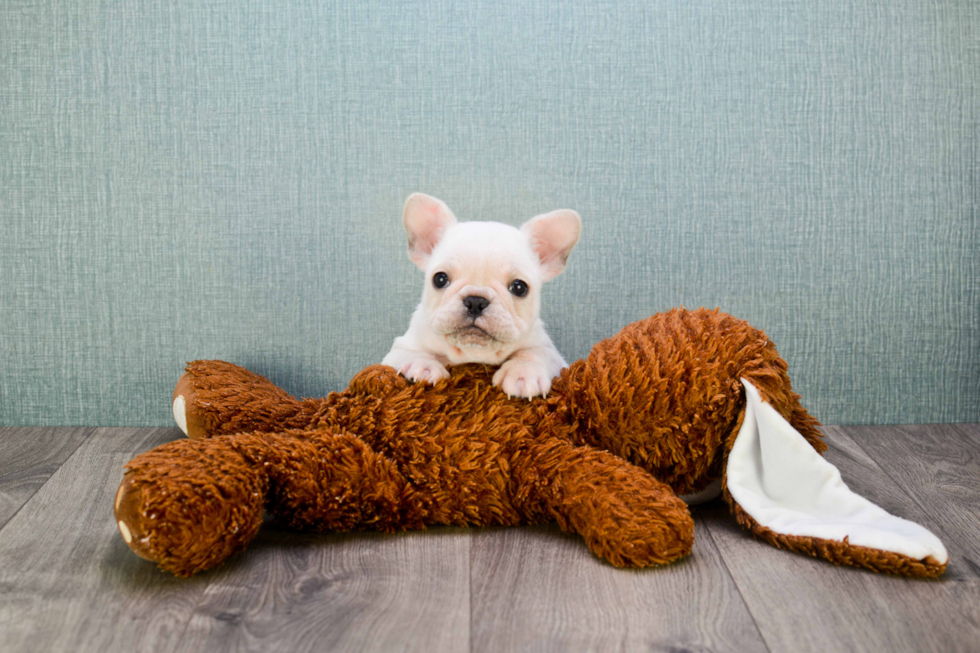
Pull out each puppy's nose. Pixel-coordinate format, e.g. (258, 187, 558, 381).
(463, 295, 490, 318)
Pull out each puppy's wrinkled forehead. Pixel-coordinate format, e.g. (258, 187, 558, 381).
(428, 222, 539, 281)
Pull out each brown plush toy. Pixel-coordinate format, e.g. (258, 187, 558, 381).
(114, 308, 947, 578)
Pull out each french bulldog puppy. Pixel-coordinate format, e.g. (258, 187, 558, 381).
(382, 193, 581, 398)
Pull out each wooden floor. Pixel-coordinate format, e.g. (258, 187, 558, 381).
(0, 425, 978, 652)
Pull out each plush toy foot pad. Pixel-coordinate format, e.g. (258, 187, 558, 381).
(172, 372, 208, 439)
(726, 380, 947, 576)
(115, 476, 155, 561)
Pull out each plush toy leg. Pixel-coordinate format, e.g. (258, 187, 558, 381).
(116, 430, 419, 576)
(172, 360, 334, 439)
(515, 438, 695, 567)
(724, 379, 948, 577)
(115, 437, 268, 576)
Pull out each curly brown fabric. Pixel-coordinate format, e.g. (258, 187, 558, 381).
(115, 308, 935, 578)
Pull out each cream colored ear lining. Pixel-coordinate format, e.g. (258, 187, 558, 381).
(727, 379, 948, 565)
(680, 478, 722, 505)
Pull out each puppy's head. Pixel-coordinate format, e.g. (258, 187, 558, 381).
(402, 192, 580, 361)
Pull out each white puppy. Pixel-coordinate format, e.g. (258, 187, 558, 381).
(382, 193, 581, 398)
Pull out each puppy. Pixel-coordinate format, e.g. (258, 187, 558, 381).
(382, 193, 581, 398)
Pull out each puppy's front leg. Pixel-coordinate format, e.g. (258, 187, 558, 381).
(493, 345, 566, 399)
(382, 336, 451, 385)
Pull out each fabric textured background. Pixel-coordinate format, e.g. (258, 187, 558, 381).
(1, 0, 977, 426)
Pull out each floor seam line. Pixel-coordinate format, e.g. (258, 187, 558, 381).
(698, 509, 775, 653)
(835, 425, 945, 527)
(0, 426, 96, 533)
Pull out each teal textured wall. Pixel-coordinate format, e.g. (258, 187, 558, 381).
(1, 0, 977, 426)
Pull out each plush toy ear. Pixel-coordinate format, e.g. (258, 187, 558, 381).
(520, 209, 581, 282)
(403, 193, 458, 270)
(726, 379, 948, 576)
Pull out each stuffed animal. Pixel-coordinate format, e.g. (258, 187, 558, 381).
(114, 308, 947, 578)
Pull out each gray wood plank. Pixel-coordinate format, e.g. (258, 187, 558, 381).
(177, 526, 471, 652)
(3, 424, 977, 653)
(470, 512, 769, 653)
(952, 423, 980, 440)
(701, 425, 980, 653)
(0, 427, 92, 529)
(0, 427, 206, 653)
(842, 423, 980, 581)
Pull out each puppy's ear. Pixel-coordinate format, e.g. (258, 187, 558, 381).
(521, 209, 581, 282)
(403, 193, 458, 269)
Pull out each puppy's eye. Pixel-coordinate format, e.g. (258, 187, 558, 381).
(508, 279, 529, 297)
(432, 272, 450, 289)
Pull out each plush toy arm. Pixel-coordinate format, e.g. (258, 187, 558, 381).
(115, 430, 421, 576)
(513, 438, 695, 567)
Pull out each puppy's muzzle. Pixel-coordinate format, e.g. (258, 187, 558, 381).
(463, 295, 490, 318)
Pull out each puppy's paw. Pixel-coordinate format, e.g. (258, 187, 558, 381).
(492, 360, 553, 399)
(399, 357, 451, 385)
